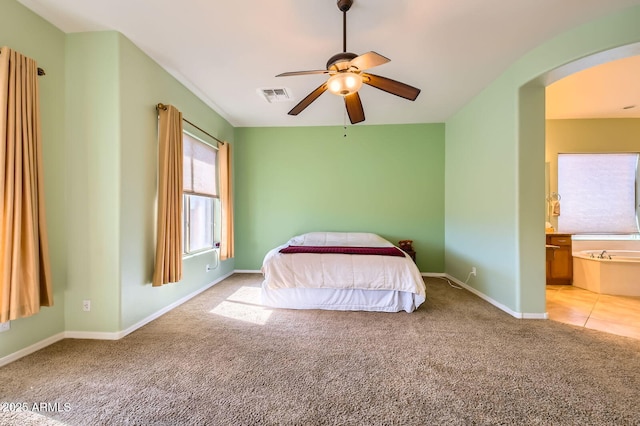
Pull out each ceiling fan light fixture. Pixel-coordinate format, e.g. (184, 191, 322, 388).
(327, 72, 363, 96)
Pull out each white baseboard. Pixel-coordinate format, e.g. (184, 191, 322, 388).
(112, 270, 235, 340)
(521, 312, 549, 319)
(443, 274, 548, 320)
(0, 332, 66, 368)
(421, 272, 446, 277)
(234, 269, 262, 274)
(64, 330, 122, 340)
(1, 271, 235, 366)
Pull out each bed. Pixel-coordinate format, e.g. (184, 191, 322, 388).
(260, 232, 426, 313)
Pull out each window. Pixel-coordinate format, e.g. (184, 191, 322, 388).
(182, 131, 220, 254)
(557, 153, 639, 234)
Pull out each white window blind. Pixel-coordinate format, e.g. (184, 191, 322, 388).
(558, 153, 639, 234)
(183, 132, 218, 197)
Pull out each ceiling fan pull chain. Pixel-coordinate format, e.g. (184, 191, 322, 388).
(344, 110, 348, 138)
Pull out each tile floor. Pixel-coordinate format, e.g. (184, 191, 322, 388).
(546, 284, 640, 340)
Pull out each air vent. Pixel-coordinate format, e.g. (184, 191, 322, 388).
(258, 88, 292, 103)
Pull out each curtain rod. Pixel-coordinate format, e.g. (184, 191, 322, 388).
(0, 50, 44, 75)
(156, 103, 224, 145)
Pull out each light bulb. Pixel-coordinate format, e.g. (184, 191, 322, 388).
(327, 72, 363, 96)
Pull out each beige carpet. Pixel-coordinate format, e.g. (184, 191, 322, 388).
(1, 274, 639, 425)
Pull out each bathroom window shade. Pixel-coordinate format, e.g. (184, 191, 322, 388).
(558, 153, 639, 234)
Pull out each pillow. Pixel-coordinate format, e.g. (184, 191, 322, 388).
(288, 232, 391, 247)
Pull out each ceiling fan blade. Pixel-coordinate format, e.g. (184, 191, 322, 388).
(362, 73, 421, 101)
(349, 51, 390, 71)
(288, 83, 328, 116)
(276, 70, 330, 77)
(344, 92, 365, 124)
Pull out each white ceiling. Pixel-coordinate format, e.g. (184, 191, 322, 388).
(17, 0, 640, 127)
(546, 55, 640, 119)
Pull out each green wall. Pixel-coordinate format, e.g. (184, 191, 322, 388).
(234, 124, 445, 273)
(1, 0, 235, 360)
(63, 31, 237, 333)
(0, 0, 67, 358)
(65, 32, 121, 332)
(445, 6, 640, 315)
(117, 33, 235, 330)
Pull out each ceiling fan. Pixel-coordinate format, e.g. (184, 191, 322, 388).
(276, 0, 421, 124)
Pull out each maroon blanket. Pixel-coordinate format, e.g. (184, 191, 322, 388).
(279, 245, 405, 257)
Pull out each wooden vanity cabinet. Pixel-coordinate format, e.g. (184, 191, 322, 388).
(546, 234, 573, 285)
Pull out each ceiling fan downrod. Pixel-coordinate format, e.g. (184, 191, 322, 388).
(337, 0, 353, 53)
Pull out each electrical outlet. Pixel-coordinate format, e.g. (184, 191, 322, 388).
(82, 299, 91, 312)
(471, 266, 477, 276)
(0, 321, 10, 332)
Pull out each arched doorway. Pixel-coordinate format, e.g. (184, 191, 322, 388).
(542, 49, 640, 339)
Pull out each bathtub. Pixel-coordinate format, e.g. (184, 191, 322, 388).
(572, 250, 640, 297)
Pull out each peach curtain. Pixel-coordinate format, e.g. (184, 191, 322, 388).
(0, 46, 53, 322)
(153, 104, 183, 286)
(218, 142, 234, 260)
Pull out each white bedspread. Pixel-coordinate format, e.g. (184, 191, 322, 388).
(261, 232, 426, 298)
